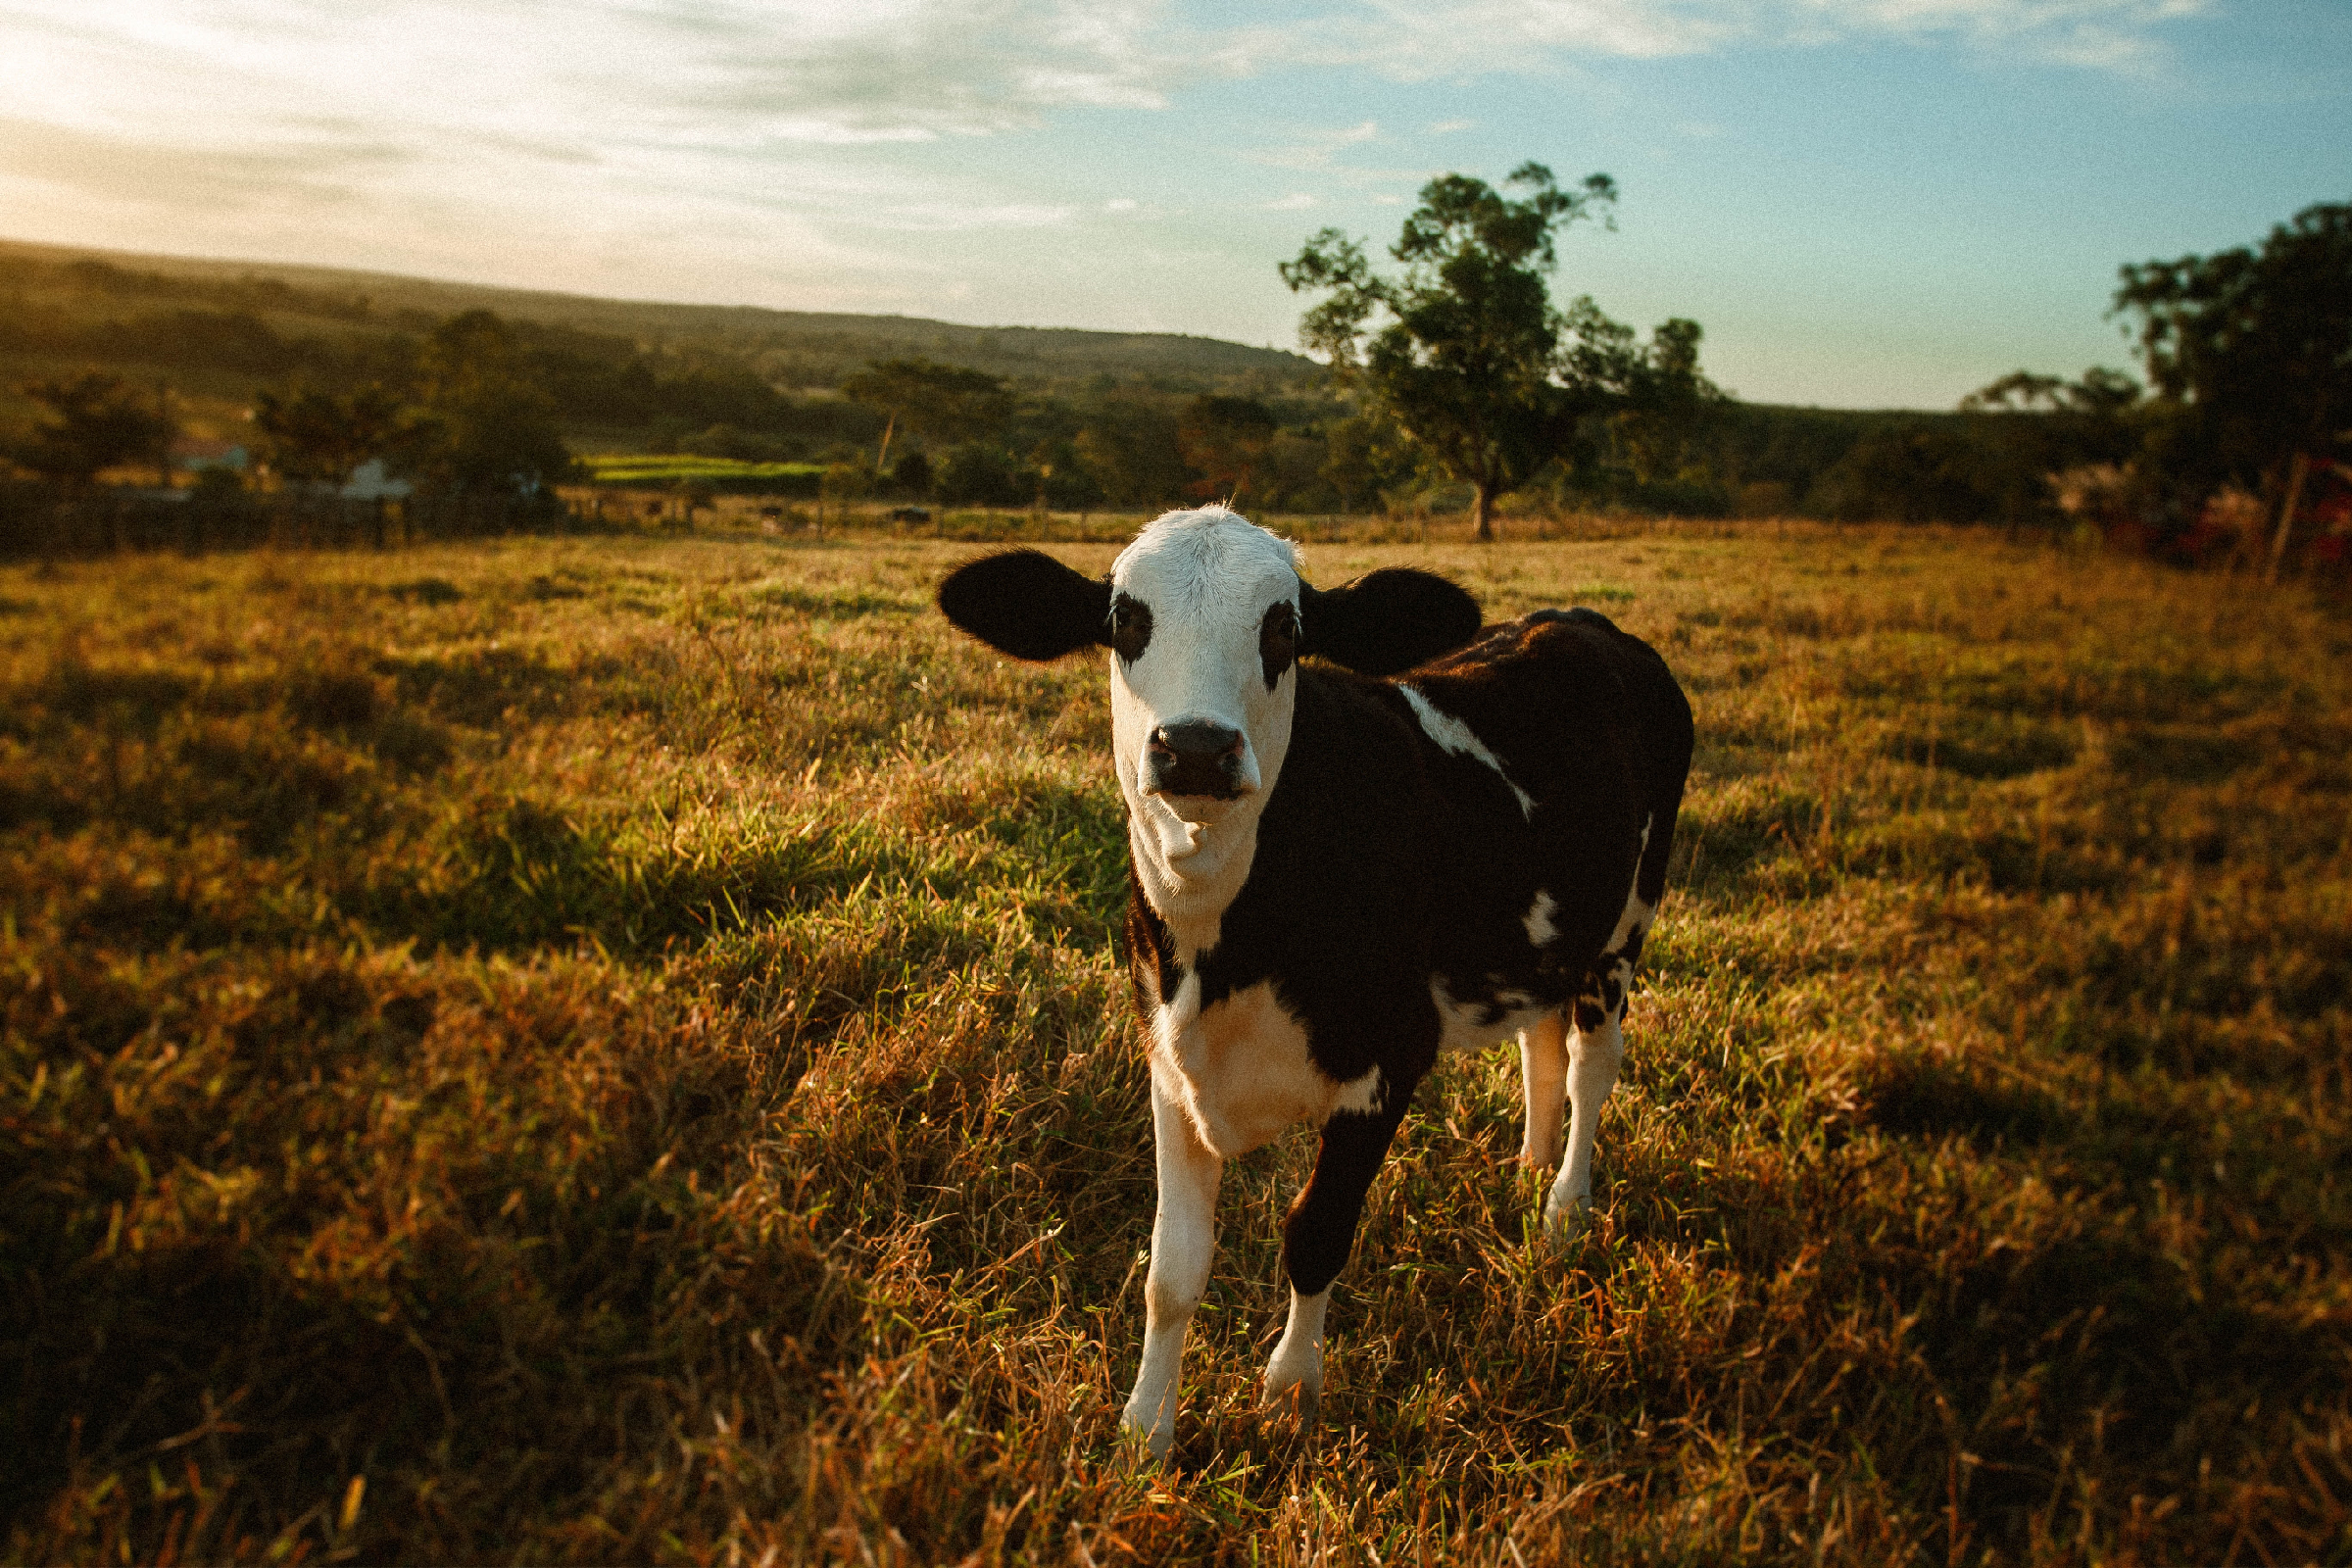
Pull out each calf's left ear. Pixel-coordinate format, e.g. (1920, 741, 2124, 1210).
(1299, 568, 1482, 677)
(938, 549, 1112, 662)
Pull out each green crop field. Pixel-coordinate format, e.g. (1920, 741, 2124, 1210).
(2, 522, 2346, 1564)
(578, 454, 829, 487)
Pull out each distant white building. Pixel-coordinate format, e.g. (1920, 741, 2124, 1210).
(339, 459, 413, 501)
(176, 442, 249, 473)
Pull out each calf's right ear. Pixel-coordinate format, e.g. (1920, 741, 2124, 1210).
(937, 549, 1112, 662)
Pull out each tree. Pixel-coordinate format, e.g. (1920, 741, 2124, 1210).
(2113, 202, 2352, 572)
(14, 372, 176, 484)
(399, 311, 574, 497)
(890, 450, 934, 498)
(1176, 395, 1277, 502)
(1315, 413, 1411, 514)
(1282, 162, 1712, 540)
(1585, 313, 1728, 502)
(1071, 396, 1191, 508)
(1959, 367, 2140, 417)
(839, 359, 1012, 449)
(251, 385, 400, 484)
(1954, 368, 2144, 529)
(934, 443, 1032, 507)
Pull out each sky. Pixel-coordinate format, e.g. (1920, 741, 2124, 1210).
(0, 0, 2345, 408)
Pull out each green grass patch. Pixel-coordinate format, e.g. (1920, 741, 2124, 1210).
(579, 454, 826, 487)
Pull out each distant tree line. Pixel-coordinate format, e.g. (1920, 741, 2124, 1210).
(4, 198, 2343, 565)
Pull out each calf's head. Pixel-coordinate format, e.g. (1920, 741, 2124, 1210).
(938, 507, 1480, 835)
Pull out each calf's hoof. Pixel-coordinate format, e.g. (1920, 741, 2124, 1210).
(1119, 1398, 1176, 1463)
(1262, 1379, 1321, 1428)
(1261, 1347, 1324, 1428)
(1541, 1192, 1592, 1244)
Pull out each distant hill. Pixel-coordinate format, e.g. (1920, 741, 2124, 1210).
(0, 237, 1319, 395)
(2, 236, 2102, 527)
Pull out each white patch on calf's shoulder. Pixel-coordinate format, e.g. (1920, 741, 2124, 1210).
(1398, 685, 1536, 819)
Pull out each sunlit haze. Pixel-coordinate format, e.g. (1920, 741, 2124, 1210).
(2, 0, 2345, 406)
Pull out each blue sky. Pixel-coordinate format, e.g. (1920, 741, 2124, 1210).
(1, 0, 2344, 407)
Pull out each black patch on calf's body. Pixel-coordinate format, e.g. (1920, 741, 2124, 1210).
(937, 549, 1111, 662)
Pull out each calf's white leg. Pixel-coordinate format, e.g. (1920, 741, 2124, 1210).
(1121, 1068, 1221, 1460)
(1544, 1010, 1624, 1238)
(1518, 1010, 1569, 1166)
(1260, 1100, 1412, 1426)
(1261, 1286, 1330, 1420)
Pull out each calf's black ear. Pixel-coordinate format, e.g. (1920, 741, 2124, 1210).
(938, 549, 1111, 662)
(1298, 568, 1482, 677)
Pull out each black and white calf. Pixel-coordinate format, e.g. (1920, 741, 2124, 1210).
(938, 507, 1692, 1460)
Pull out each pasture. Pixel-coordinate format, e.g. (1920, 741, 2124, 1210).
(2, 520, 2346, 1564)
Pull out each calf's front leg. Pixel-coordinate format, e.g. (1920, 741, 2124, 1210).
(1121, 1068, 1221, 1460)
(1262, 1097, 1411, 1424)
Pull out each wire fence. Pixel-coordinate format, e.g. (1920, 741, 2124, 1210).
(0, 481, 578, 562)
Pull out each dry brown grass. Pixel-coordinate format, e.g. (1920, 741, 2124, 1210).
(2, 520, 2346, 1564)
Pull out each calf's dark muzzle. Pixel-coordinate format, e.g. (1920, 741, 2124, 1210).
(1147, 720, 1246, 800)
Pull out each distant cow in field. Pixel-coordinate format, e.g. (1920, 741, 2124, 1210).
(938, 507, 1693, 1460)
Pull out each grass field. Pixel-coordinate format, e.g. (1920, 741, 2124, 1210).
(2, 521, 2347, 1564)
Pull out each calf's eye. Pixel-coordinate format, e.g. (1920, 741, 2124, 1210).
(1259, 602, 1298, 689)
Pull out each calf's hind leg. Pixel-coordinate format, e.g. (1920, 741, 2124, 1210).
(1544, 1003, 1625, 1238)
(1518, 1010, 1569, 1167)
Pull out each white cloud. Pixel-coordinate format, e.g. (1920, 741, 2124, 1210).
(0, 2, 1182, 265)
(1262, 192, 1319, 210)
(1221, 0, 2209, 75)
(0, 1, 1186, 169)
(0, 0, 2210, 238)
(0, 0, 1198, 318)
(1250, 120, 1381, 172)
(0, 0, 2221, 349)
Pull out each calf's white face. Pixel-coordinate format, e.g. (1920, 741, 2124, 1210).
(1106, 512, 1302, 838)
(935, 503, 1482, 911)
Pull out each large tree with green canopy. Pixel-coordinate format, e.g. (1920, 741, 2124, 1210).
(1281, 162, 1715, 540)
(2113, 201, 2352, 574)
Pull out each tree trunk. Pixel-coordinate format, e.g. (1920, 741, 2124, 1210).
(2267, 450, 2312, 584)
(1473, 481, 1495, 543)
